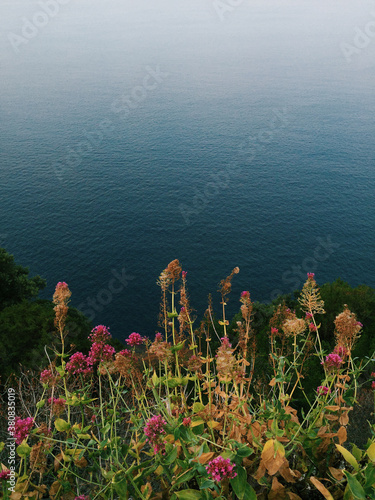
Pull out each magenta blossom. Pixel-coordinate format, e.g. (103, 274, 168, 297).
(309, 323, 317, 332)
(118, 349, 131, 357)
(182, 271, 187, 279)
(40, 369, 54, 384)
(206, 456, 237, 482)
(11, 417, 34, 445)
(74, 496, 90, 500)
(88, 343, 115, 364)
(66, 352, 93, 376)
(125, 332, 144, 346)
(144, 415, 167, 454)
(241, 291, 250, 299)
(0, 470, 11, 481)
(182, 417, 191, 427)
(307, 273, 315, 280)
(305, 312, 313, 319)
(317, 386, 330, 396)
(321, 352, 343, 370)
(271, 327, 279, 335)
(154, 332, 163, 342)
(89, 325, 111, 344)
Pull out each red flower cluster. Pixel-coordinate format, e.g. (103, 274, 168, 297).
(126, 332, 144, 346)
(206, 456, 237, 482)
(11, 417, 34, 445)
(66, 352, 93, 376)
(144, 415, 167, 454)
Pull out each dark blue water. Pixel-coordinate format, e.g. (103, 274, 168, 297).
(1, 0, 375, 340)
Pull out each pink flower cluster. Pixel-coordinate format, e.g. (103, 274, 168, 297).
(322, 352, 343, 370)
(309, 323, 317, 332)
(40, 369, 56, 385)
(56, 281, 69, 290)
(89, 325, 111, 344)
(333, 345, 348, 358)
(317, 386, 330, 396)
(0, 470, 11, 481)
(118, 349, 131, 357)
(125, 332, 144, 346)
(154, 332, 163, 342)
(88, 342, 116, 364)
(66, 352, 93, 376)
(144, 415, 167, 454)
(271, 327, 279, 335)
(241, 290, 250, 299)
(305, 312, 313, 319)
(371, 372, 375, 390)
(182, 417, 191, 427)
(307, 273, 315, 280)
(48, 397, 66, 416)
(220, 337, 232, 348)
(74, 496, 90, 500)
(10, 417, 34, 445)
(206, 456, 237, 482)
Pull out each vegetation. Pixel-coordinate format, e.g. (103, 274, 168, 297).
(0, 259, 374, 500)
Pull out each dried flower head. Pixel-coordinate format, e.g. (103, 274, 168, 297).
(334, 305, 362, 353)
(282, 316, 306, 337)
(216, 337, 239, 383)
(219, 267, 240, 297)
(298, 274, 325, 315)
(48, 397, 66, 417)
(148, 338, 173, 364)
(53, 281, 71, 332)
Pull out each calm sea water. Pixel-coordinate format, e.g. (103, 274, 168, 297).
(1, 0, 374, 340)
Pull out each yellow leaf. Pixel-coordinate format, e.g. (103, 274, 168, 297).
(310, 477, 334, 500)
(367, 441, 375, 462)
(335, 444, 359, 471)
(207, 420, 220, 429)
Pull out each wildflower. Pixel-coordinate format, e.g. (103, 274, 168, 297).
(306, 312, 313, 319)
(74, 496, 90, 500)
(333, 345, 348, 358)
(322, 352, 343, 370)
(53, 281, 71, 331)
(372, 381, 375, 390)
(241, 291, 250, 299)
(206, 456, 237, 482)
(88, 325, 111, 344)
(298, 275, 325, 315)
(182, 417, 191, 427)
(144, 415, 167, 454)
(309, 322, 317, 332)
(148, 338, 173, 364)
(118, 349, 131, 357)
(12, 417, 34, 444)
(48, 397, 66, 417)
(182, 271, 187, 279)
(216, 337, 241, 383)
(282, 317, 306, 337)
(0, 470, 11, 480)
(155, 332, 163, 342)
(271, 327, 279, 335)
(371, 372, 375, 378)
(88, 342, 116, 364)
(334, 306, 362, 352)
(66, 352, 93, 376)
(40, 368, 58, 386)
(125, 332, 144, 346)
(317, 386, 330, 396)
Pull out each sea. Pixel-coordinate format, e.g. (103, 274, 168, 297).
(1, 0, 374, 341)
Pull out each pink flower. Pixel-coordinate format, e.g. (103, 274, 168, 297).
(241, 291, 250, 299)
(220, 337, 232, 348)
(372, 381, 375, 390)
(155, 332, 163, 342)
(40, 369, 54, 384)
(48, 398, 66, 416)
(371, 372, 375, 378)
(118, 349, 131, 357)
(182, 271, 187, 279)
(144, 415, 167, 454)
(206, 456, 237, 482)
(271, 327, 279, 335)
(11, 417, 34, 445)
(305, 312, 313, 319)
(125, 332, 144, 346)
(74, 496, 90, 500)
(88, 343, 115, 364)
(357, 321, 363, 328)
(89, 325, 111, 344)
(307, 273, 315, 280)
(334, 345, 348, 358)
(309, 323, 317, 332)
(56, 281, 69, 290)
(317, 385, 330, 396)
(322, 352, 343, 370)
(182, 417, 191, 427)
(66, 352, 93, 376)
(0, 470, 11, 481)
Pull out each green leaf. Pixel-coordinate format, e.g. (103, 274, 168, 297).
(343, 471, 366, 499)
(54, 418, 71, 432)
(199, 479, 215, 490)
(16, 441, 32, 458)
(230, 466, 256, 500)
(192, 402, 205, 413)
(36, 399, 45, 409)
(351, 444, 363, 462)
(171, 340, 186, 352)
(364, 464, 375, 492)
(0, 442, 4, 452)
(175, 490, 202, 500)
(113, 475, 128, 500)
(235, 445, 253, 458)
(171, 469, 196, 490)
(164, 446, 178, 465)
